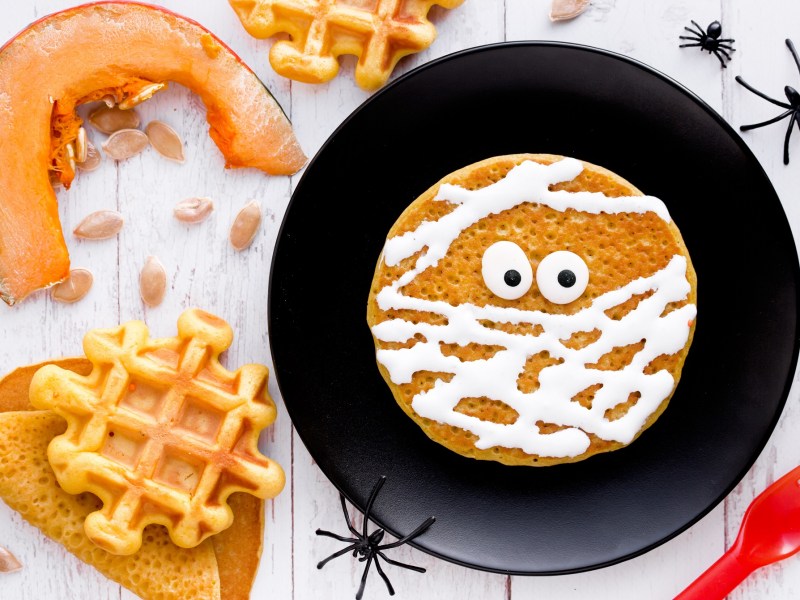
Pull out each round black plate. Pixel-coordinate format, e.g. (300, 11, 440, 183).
(269, 42, 800, 574)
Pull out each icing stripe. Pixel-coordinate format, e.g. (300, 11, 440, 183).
(383, 158, 671, 272)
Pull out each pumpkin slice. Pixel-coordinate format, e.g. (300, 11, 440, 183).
(0, 2, 306, 306)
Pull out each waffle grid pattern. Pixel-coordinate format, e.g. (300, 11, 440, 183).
(31, 309, 283, 555)
(230, 0, 464, 90)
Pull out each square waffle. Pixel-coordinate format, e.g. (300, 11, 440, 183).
(229, 0, 465, 90)
(29, 308, 285, 556)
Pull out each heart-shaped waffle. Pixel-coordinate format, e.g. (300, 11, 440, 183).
(30, 308, 285, 555)
(229, 0, 465, 90)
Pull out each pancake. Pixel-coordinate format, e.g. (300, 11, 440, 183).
(0, 410, 222, 599)
(367, 154, 697, 466)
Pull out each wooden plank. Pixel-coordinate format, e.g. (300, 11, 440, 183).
(0, 1, 123, 597)
(720, 2, 800, 598)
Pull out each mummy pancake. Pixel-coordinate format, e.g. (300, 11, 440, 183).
(367, 154, 697, 466)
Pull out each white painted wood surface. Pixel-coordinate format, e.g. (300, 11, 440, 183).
(1, 1, 799, 598)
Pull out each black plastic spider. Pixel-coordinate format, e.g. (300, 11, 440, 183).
(679, 20, 735, 68)
(736, 39, 800, 165)
(316, 477, 436, 600)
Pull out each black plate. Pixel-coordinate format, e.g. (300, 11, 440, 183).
(269, 42, 800, 574)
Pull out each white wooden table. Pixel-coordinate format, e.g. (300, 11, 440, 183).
(2, 1, 800, 598)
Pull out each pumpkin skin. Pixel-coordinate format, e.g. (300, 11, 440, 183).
(0, 2, 306, 306)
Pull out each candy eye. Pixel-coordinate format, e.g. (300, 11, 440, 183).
(481, 241, 533, 300)
(536, 251, 589, 304)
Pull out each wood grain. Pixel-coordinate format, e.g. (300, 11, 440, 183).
(1, 1, 799, 599)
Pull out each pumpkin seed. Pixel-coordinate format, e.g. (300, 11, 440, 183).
(0, 546, 22, 573)
(550, 0, 589, 21)
(51, 269, 93, 303)
(229, 201, 262, 251)
(119, 82, 166, 110)
(89, 105, 140, 134)
(146, 120, 185, 163)
(101, 94, 117, 108)
(102, 129, 149, 161)
(75, 127, 88, 163)
(66, 143, 76, 173)
(78, 140, 101, 171)
(140, 256, 167, 307)
(73, 210, 124, 240)
(174, 197, 214, 223)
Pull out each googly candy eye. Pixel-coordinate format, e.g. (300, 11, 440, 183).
(536, 251, 589, 304)
(481, 241, 533, 300)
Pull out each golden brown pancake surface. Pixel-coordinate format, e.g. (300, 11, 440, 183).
(367, 154, 697, 466)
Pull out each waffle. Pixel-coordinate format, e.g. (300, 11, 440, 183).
(0, 358, 264, 600)
(229, 0, 465, 90)
(367, 154, 697, 466)
(29, 308, 285, 555)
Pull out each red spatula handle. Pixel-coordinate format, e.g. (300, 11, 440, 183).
(674, 548, 754, 600)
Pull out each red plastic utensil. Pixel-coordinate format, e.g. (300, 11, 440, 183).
(675, 465, 800, 600)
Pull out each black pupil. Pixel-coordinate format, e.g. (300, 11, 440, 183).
(557, 270, 576, 288)
(504, 270, 522, 287)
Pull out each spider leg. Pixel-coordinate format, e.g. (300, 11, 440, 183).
(735, 76, 793, 109)
(355, 554, 374, 600)
(712, 50, 728, 67)
(377, 517, 436, 551)
(717, 44, 736, 52)
(376, 550, 427, 573)
(362, 476, 387, 540)
(338, 493, 361, 538)
(372, 555, 396, 596)
(679, 35, 702, 42)
(689, 21, 706, 37)
(317, 543, 359, 570)
(679, 43, 703, 48)
(783, 112, 796, 165)
(740, 109, 793, 131)
(716, 47, 733, 60)
(315, 528, 359, 544)
(787, 39, 800, 77)
(789, 112, 800, 165)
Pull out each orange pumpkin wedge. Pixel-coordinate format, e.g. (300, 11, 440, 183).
(0, 2, 306, 306)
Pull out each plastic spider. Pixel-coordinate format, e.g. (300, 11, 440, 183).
(679, 20, 735, 68)
(316, 477, 436, 600)
(736, 39, 800, 165)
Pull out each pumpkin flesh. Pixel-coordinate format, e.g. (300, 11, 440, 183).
(0, 2, 306, 305)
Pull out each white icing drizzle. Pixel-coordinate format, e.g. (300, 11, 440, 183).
(372, 158, 696, 458)
(383, 158, 671, 290)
